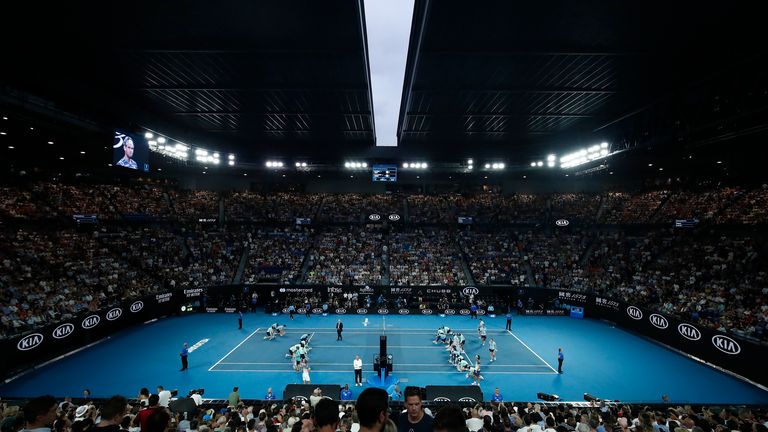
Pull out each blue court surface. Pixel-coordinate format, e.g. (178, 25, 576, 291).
(2, 313, 767, 404)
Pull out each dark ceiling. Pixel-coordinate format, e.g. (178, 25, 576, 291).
(398, 1, 768, 165)
(0, 0, 375, 162)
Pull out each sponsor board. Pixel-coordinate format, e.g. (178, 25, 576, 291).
(477, 309, 486, 315)
(649, 314, 669, 329)
(311, 308, 324, 314)
(462, 287, 479, 296)
(677, 324, 702, 341)
(357, 308, 368, 314)
(459, 309, 471, 315)
(358, 286, 375, 294)
(433, 397, 451, 402)
(206, 307, 219, 313)
(368, 214, 381, 221)
(626, 306, 643, 320)
(130, 301, 144, 313)
(106, 308, 122, 321)
(421, 309, 433, 315)
(594, 297, 619, 311)
(184, 288, 204, 298)
(426, 288, 452, 294)
(555, 219, 570, 227)
(335, 308, 347, 314)
(327, 287, 343, 294)
(445, 309, 456, 315)
(389, 287, 412, 295)
(52, 323, 75, 339)
(558, 291, 587, 303)
(458, 397, 478, 403)
(17, 333, 44, 351)
(398, 309, 410, 315)
(155, 293, 172, 304)
(297, 308, 307, 314)
(224, 307, 237, 313)
(712, 335, 741, 355)
(389, 214, 401, 221)
(279, 287, 314, 294)
(81, 315, 101, 329)
(523, 309, 567, 316)
(378, 308, 389, 314)
(281, 308, 289, 314)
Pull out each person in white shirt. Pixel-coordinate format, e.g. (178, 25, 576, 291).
(353, 355, 363, 386)
(157, 386, 172, 407)
(190, 391, 203, 406)
(465, 409, 484, 432)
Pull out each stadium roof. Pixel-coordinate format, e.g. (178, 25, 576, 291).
(397, 1, 768, 168)
(0, 1, 375, 162)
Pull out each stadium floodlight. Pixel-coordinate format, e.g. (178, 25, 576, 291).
(266, 161, 273, 167)
(212, 152, 220, 158)
(145, 132, 153, 139)
(228, 161, 235, 166)
(547, 154, 556, 162)
(530, 162, 536, 167)
(344, 162, 351, 168)
(467, 159, 473, 164)
(228, 154, 235, 160)
(301, 162, 307, 167)
(498, 163, 504, 169)
(537, 161, 543, 167)
(491, 163, 498, 169)
(601, 142, 609, 148)
(547, 161, 555, 168)
(421, 162, 428, 169)
(484, 163, 491, 169)
(212, 159, 220, 165)
(157, 137, 166, 144)
(403, 163, 409, 168)
(361, 162, 368, 168)
(295, 162, 301, 167)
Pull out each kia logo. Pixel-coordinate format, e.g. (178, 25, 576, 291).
(478, 309, 486, 315)
(279, 288, 286, 293)
(398, 309, 410, 315)
(130, 301, 144, 313)
(106, 308, 122, 321)
(445, 309, 456, 315)
(17, 333, 44, 351)
(649, 314, 668, 329)
(678, 324, 701, 341)
(378, 308, 389, 314)
(458, 397, 477, 403)
(712, 335, 741, 355)
(282, 308, 289, 313)
(292, 396, 308, 402)
(389, 214, 400, 221)
(626, 306, 643, 320)
(421, 309, 433, 315)
(555, 219, 570, 226)
(357, 308, 368, 314)
(81, 315, 101, 329)
(462, 287, 479, 296)
(433, 397, 451, 402)
(368, 214, 381, 221)
(336, 308, 347, 314)
(52, 323, 74, 339)
(297, 308, 306, 313)
(459, 309, 471, 315)
(312, 308, 323, 314)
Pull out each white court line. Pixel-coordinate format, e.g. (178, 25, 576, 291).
(311, 345, 441, 349)
(209, 369, 557, 375)
(282, 331, 438, 335)
(218, 362, 548, 366)
(280, 328, 498, 331)
(507, 330, 559, 374)
(208, 327, 261, 371)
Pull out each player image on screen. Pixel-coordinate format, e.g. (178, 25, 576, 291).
(113, 130, 149, 172)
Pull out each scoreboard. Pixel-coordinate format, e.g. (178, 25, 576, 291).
(372, 164, 397, 182)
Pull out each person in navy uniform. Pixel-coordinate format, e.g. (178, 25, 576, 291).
(336, 319, 344, 341)
(180, 343, 189, 371)
(557, 347, 564, 373)
(505, 311, 513, 331)
(470, 303, 478, 319)
(491, 388, 503, 402)
(238, 310, 243, 329)
(264, 387, 276, 400)
(340, 384, 353, 401)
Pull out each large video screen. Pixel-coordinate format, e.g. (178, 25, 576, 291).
(112, 130, 149, 172)
(372, 164, 397, 182)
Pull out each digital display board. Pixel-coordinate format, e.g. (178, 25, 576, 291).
(372, 164, 397, 182)
(113, 130, 149, 172)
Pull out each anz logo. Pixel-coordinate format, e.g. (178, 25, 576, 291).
(130, 301, 144, 313)
(712, 335, 741, 355)
(677, 324, 701, 341)
(52, 323, 75, 339)
(82, 315, 101, 329)
(649, 314, 668, 329)
(106, 308, 123, 321)
(626, 306, 643, 320)
(17, 333, 44, 351)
